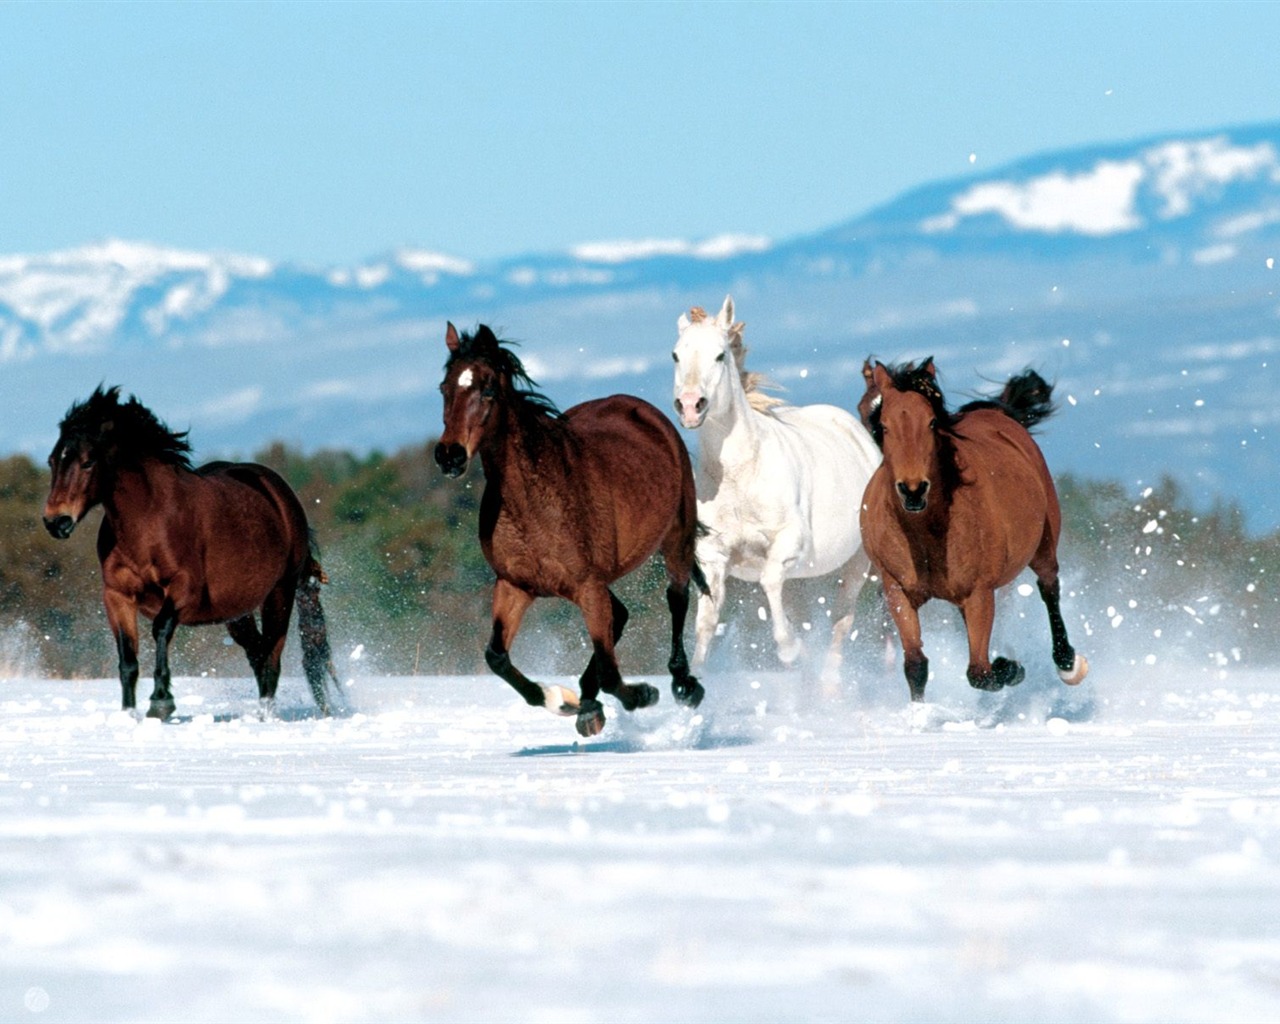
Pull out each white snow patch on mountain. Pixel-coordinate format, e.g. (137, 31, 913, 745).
(0, 240, 274, 352)
(572, 233, 770, 264)
(922, 136, 1280, 237)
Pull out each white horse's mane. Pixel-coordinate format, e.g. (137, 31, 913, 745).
(685, 306, 785, 414)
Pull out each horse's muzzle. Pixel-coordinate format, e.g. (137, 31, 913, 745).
(434, 441, 469, 478)
(675, 393, 708, 429)
(43, 515, 76, 540)
(896, 480, 930, 513)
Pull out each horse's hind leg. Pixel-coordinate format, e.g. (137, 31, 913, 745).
(247, 583, 296, 716)
(1031, 543, 1089, 685)
(821, 547, 872, 695)
(146, 598, 180, 720)
(485, 579, 580, 718)
(662, 530, 705, 707)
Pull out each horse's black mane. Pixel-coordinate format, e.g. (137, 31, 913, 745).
(447, 325, 561, 421)
(867, 360, 1057, 500)
(58, 385, 193, 469)
(865, 360, 956, 448)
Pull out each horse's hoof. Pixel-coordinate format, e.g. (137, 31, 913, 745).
(776, 639, 803, 666)
(994, 658, 1026, 688)
(542, 684, 580, 716)
(620, 684, 659, 711)
(146, 700, 175, 721)
(576, 699, 605, 737)
(673, 677, 705, 708)
(1058, 653, 1089, 686)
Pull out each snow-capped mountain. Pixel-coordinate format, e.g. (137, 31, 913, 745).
(3, 123, 1278, 528)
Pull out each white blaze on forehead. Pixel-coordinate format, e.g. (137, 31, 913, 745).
(456, 368, 474, 388)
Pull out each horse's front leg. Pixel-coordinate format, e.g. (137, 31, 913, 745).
(821, 546, 872, 694)
(104, 589, 141, 714)
(959, 589, 1024, 692)
(761, 532, 804, 665)
(484, 579, 579, 718)
(691, 548, 727, 667)
(882, 576, 929, 702)
(147, 598, 180, 720)
(576, 584, 657, 738)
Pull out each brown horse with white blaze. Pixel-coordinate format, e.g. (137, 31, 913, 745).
(42, 386, 338, 719)
(860, 360, 1088, 702)
(434, 323, 707, 737)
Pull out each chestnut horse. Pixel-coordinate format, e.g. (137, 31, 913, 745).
(42, 386, 338, 719)
(434, 323, 707, 737)
(859, 360, 1088, 702)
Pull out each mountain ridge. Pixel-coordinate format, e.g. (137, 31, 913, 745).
(2, 120, 1278, 529)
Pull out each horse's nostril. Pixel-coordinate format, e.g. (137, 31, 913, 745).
(696, 398, 708, 413)
(434, 442, 468, 477)
(43, 515, 75, 540)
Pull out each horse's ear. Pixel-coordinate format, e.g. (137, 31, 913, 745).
(921, 357, 937, 379)
(717, 295, 735, 328)
(872, 363, 893, 392)
(677, 311, 692, 332)
(445, 322, 460, 353)
(861, 359, 875, 385)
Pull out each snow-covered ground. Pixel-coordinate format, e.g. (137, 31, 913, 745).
(2, 658, 1279, 1023)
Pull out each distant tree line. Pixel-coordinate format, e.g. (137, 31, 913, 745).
(0, 444, 1276, 681)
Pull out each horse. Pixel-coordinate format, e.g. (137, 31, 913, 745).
(858, 359, 1089, 702)
(42, 386, 339, 719)
(434, 323, 707, 738)
(672, 296, 881, 684)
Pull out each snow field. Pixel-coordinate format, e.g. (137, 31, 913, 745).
(1, 662, 1278, 1023)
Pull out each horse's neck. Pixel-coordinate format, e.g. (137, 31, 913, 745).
(101, 462, 184, 540)
(479, 412, 565, 502)
(698, 386, 763, 478)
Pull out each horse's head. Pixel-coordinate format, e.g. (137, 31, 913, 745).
(435, 323, 500, 477)
(435, 322, 556, 477)
(672, 295, 745, 429)
(43, 386, 122, 538)
(870, 360, 948, 515)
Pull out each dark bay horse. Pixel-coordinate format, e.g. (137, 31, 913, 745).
(434, 323, 707, 737)
(42, 386, 338, 719)
(859, 360, 1089, 702)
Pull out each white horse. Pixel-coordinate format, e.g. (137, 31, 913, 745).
(672, 296, 882, 684)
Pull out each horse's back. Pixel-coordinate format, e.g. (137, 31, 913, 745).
(196, 461, 310, 544)
(537, 394, 695, 581)
(749, 402, 879, 574)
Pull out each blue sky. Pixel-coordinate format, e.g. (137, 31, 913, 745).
(3, 1, 1279, 265)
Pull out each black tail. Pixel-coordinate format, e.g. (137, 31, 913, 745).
(690, 520, 711, 596)
(960, 369, 1056, 429)
(297, 555, 339, 714)
(998, 369, 1055, 428)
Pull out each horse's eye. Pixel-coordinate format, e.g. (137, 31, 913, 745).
(81, 457, 97, 470)
(715, 352, 725, 363)
(481, 385, 497, 400)
(671, 351, 679, 363)
(929, 418, 938, 430)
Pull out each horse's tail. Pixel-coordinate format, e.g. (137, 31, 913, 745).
(994, 369, 1056, 429)
(297, 551, 340, 715)
(691, 533, 711, 598)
